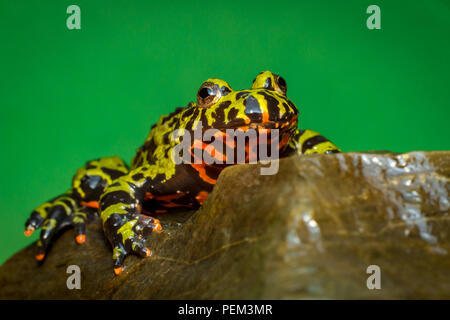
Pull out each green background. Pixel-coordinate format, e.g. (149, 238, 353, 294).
(0, 0, 449, 265)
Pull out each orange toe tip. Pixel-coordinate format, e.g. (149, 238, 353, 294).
(35, 253, 45, 261)
(155, 223, 162, 232)
(24, 229, 34, 237)
(144, 248, 152, 257)
(114, 267, 123, 276)
(75, 234, 86, 244)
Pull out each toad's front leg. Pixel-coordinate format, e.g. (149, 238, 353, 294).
(99, 169, 163, 276)
(99, 163, 210, 275)
(284, 129, 341, 155)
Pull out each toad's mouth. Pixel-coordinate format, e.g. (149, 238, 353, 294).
(211, 115, 298, 132)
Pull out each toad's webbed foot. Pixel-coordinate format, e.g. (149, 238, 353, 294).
(102, 207, 162, 275)
(111, 216, 162, 275)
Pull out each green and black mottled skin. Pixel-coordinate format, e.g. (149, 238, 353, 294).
(25, 71, 340, 275)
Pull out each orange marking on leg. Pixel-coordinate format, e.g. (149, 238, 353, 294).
(114, 267, 123, 276)
(35, 253, 45, 261)
(154, 223, 162, 232)
(75, 234, 86, 244)
(80, 201, 99, 209)
(145, 192, 154, 200)
(195, 191, 209, 205)
(144, 247, 152, 257)
(24, 229, 34, 237)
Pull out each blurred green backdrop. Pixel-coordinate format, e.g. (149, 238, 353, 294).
(0, 0, 449, 265)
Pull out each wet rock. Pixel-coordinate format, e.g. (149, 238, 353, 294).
(0, 151, 449, 299)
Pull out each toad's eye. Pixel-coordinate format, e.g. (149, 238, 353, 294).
(197, 82, 220, 108)
(275, 75, 287, 95)
(198, 87, 213, 99)
(251, 71, 287, 96)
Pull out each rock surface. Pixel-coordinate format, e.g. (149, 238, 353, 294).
(0, 151, 449, 299)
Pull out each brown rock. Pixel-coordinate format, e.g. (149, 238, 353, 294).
(0, 151, 449, 299)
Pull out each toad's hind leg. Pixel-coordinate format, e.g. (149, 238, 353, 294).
(25, 192, 81, 261)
